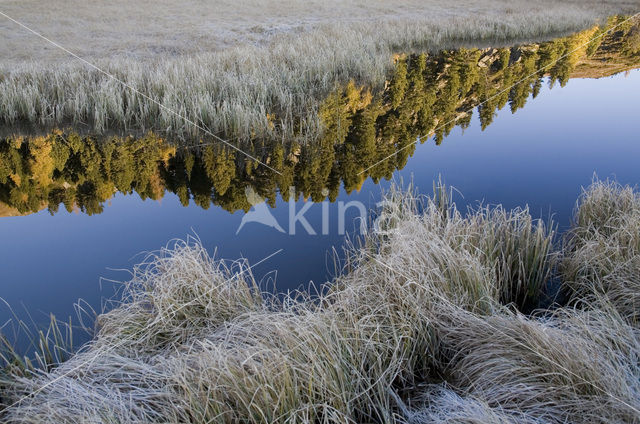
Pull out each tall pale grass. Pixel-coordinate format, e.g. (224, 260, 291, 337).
(1, 2, 638, 141)
(3, 0, 637, 64)
(2, 180, 639, 423)
(561, 179, 640, 324)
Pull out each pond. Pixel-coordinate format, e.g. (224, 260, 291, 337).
(1, 21, 640, 352)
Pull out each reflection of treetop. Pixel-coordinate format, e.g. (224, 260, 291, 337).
(1, 17, 638, 217)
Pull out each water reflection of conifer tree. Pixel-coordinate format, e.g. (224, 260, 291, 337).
(0, 17, 638, 216)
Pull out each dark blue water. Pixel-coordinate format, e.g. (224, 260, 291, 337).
(1, 69, 640, 350)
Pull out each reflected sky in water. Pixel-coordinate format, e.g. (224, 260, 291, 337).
(1, 69, 640, 348)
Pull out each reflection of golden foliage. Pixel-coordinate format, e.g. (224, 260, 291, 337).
(1, 21, 639, 217)
(28, 136, 55, 187)
(353, 173, 367, 193)
(9, 173, 21, 187)
(392, 53, 407, 63)
(160, 145, 177, 165)
(10, 136, 23, 150)
(359, 89, 373, 110)
(344, 81, 372, 113)
(147, 169, 165, 200)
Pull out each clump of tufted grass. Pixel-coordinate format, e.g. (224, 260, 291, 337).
(561, 179, 640, 324)
(387, 305, 640, 423)
(2, 179, 639, 423)
(364, 181, 557, 313)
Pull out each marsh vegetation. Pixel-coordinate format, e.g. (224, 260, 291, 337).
(2, 19, 639, 218)
(3, 0, 638, 63)
(0, 11, 638, 141)
(2, 4, 640, 422)
(2, 179, 639, 423)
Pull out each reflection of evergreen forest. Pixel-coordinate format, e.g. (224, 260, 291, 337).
(1, 17, 639, 217)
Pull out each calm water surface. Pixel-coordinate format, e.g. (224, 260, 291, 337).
(1, 36, 640, 350)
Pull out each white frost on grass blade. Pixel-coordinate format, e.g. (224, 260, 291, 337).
(1, 1, 638, 140)
(2, 179, 639, 422)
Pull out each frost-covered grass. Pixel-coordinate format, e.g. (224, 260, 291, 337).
(561, 180, 640, 324)
(0, 1, 638, 140)
(2, 179, 639, 423)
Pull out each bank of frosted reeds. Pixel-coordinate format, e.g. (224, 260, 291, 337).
(1, 179, 639, 423)
(1, 2, 639, 142)
(561, 179, 640, 324)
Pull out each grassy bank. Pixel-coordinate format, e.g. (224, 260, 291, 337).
(2, 178, 639, 422)
(0, 2, 639, 141)
(2, 20, 640, 219)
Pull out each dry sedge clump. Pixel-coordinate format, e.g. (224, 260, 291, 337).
(562, 179, 640, 324)
(94, 241, 266, 353)
(1, 180, 639, 423)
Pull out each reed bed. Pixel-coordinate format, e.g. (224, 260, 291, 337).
(1, 1, 639, 141)
(1, 179, 639, 423)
